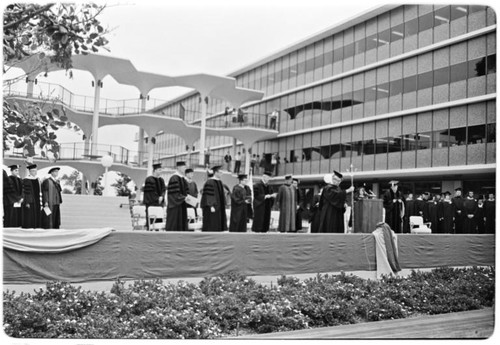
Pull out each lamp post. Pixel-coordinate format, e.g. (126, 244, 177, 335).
(100, 155, 113, 196)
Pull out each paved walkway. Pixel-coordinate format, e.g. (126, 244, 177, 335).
(238, 307, 494, 339)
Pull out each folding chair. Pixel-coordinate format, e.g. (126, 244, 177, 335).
(187, 207, 202, 232)
(131, 205, 147, 230)
(148, 206, 166, 231)
(409, 216, 432, 234)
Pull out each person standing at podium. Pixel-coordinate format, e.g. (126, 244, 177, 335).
(318, 171, 354, 233)
(382, 180, 404, 233)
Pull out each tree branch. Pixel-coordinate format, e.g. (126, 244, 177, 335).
(4, 3, 55, 30)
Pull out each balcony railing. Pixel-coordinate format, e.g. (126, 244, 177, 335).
(5, 142, 161, 168)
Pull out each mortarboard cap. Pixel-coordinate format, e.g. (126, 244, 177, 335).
(176, 161, 186, 167)
(284, 174, 292, 180)
(26, 164, 37, 170)
(185, 168, 193, 174)
(293, 178, 299, 183)
(444, 191, 451, 195)
(9, 164, 19, 171)
(153, 163, 162, 170)
(211, 165, 222, 172)
(454, 187, 462, 191)
(48, 167, 60, 174)
(238, 174, 248, 180)
(389, 180, 399, 185)
(333, 170, 343, 179)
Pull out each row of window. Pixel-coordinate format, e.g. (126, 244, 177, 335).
(238, 5, 490, 92)
(283, 53, 496, 118)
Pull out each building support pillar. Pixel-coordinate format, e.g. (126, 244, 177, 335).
(198, 94, 208, 167)
(91, 78, 102, 156)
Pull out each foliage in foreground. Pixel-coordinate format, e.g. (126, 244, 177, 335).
(3, 266, 494, 339)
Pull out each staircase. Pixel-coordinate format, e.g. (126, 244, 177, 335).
(60, 194, 132, 230)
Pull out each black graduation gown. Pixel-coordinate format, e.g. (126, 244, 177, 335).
(165, 174, 188, 231)
(295, 187, 304, 230)
(229, 184, 248, 232)
(310, 193, 321, 233)
(382, 189, 404, 233)
(244, 185, 253, 220)
(201, 178, 227, 232)
(403, 199, 416, 233)
(143, 175, 166, 206)
(428, 201, 439, 232)
(452, 196, 464, 234)
(484, 199, 495, 234)
(22, 177, 42, 228)
(414, 198, 426, 219)
(439, 200, 454, 234)
(475, 204, 485, 234)
(318, 185, 347, 233)
(252, 181, 273, 233)
(463, 198, 478, 234)
(5, 174, 23, 227)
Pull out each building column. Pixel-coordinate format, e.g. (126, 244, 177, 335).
(147, 137, 154, 177)
(244, 145, 251, 176)
(91, 78, 102, 156)
(198, 95, 208, 166)
(26, 77, 35, 97)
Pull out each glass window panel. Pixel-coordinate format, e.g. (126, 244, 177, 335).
(433, 129, 450, 148)
(418, 71, 434, 89)
(433, 66, 449, 86)
(333, 46, 343, 62)
(344, 43, 354, 59)
(487, 123, 496, 143)
(468, 57, 487, 78)
(403, 75, 417, 93)
(305, 57, 315, 73)
(449, 126, 467, 146)
(324, 50, 333, 66)
(487, 54, 496, 74)
(434, 6, 451, 27)
(366, 34, 378, 51)
(376, 138, 388, 154)
(365, 86, 377, 102)
(387, 136, 402, 152)
(419, 12, 434, 32)
(379, 29, 391, 46)
(469, 5, 485, 14)
(375, 82, 390, 99)
(401, 134, 417, 151)
(451, 6, 468, 21)
(352, 89, 364, 103)
(417, 132, 432, 149)
(390, 79, 403, 96)
(314, 55, 323, 70)
(405, 18, 419, 37)
(391, 23, 405, 42)
(467, 124, 486, 144)
(450, 62, 468, 83)
(355, 38, 365, 54)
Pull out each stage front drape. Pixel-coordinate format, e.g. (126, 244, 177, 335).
(3, 232, 495, 284)
(3, 227, 113, 253)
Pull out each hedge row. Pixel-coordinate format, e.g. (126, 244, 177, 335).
(3, 266, 494, 339)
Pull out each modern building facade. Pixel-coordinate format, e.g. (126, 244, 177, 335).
(152, 4, 496, 197)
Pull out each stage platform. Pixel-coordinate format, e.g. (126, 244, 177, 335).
(3, 231, 495, 284)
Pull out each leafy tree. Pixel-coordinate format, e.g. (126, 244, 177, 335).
(3, 3, 109, 159)
(111, 172, 133, 197)
(60, 169, 82, 194)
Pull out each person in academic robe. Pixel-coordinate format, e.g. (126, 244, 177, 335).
(403, 193, 415, 234)
(229, 174, 251, 232)
(41, 167, 63, 229)
(463, 191, 478, 234)
(484, 192, 495, 234)
(4, 165, 23, 227)
(382, 180, 405, 233)
(276, 174, 296, 233)
(309, 186, 323, 233)
(252, 171, 275, 233)
(22, 164, 43, 228)
(414, 193, 426, 220)
(452, 188, 464, 234)
(185, 168, 199, 217)
(438, 191, 455, 234)
(293, 178, 305, 231)
(244, 184, 253, 222)
(165, 161, 188, 231)
(143, 163, 167, 230)
(475, 198, 485, 234)
(318, 171, 354, 233)
(427, 194, 439, 233)
(201, 166, 227, 232)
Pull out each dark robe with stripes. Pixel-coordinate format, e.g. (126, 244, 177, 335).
(318, 184, 347, 233)
(252, 180, 273, 233)
(22, 176, 42, 229)
(144, 175, 166, 229)
(201, 178, 227, 232)
(276, 184, 296, 232)
(438, 200, 454, 233)
(484, 199, 495, 234)
(41, 177, 63, 229)
(229, 184, 248, 232)
(165, 173, 188, 231)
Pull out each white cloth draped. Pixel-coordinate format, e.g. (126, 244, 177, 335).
(3, 227, 114, 253)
